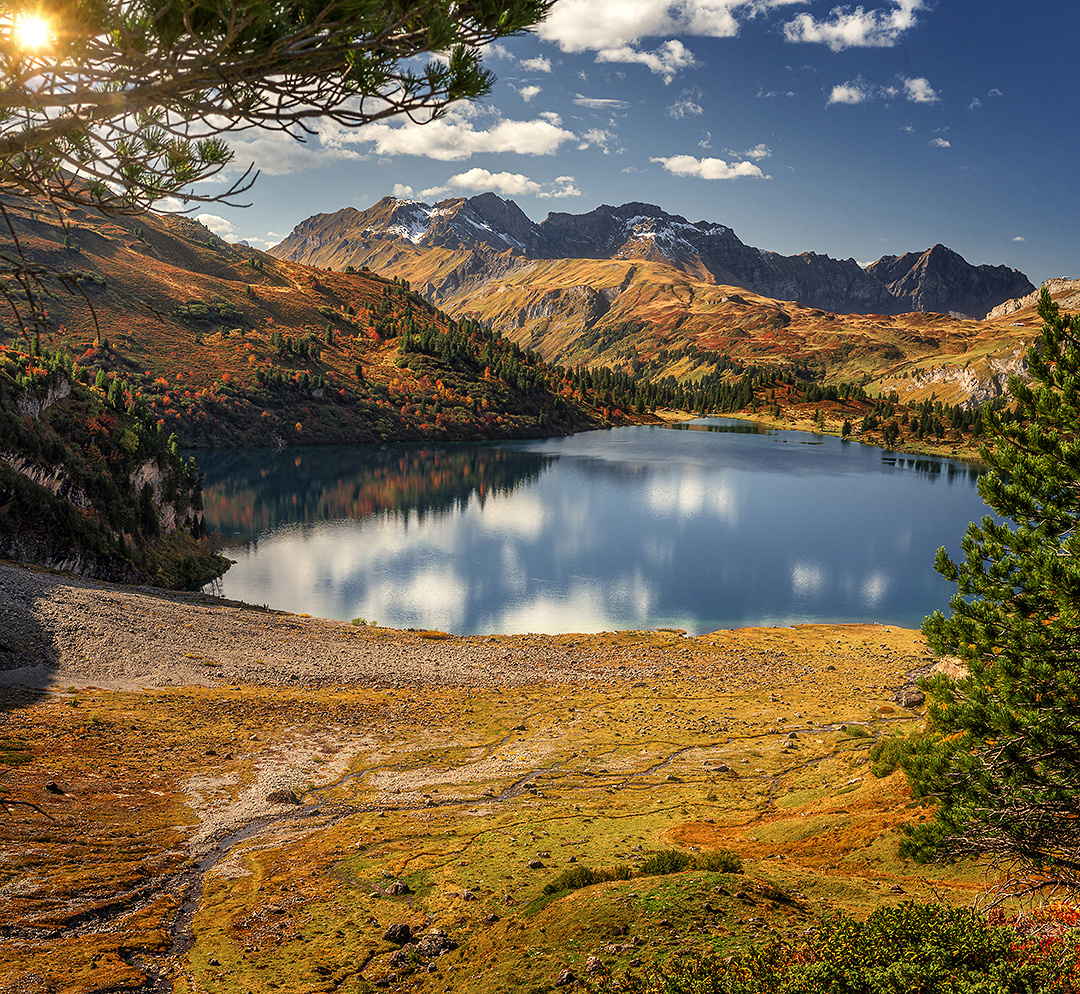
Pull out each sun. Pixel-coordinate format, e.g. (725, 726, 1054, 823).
(12, 12, 51, 50)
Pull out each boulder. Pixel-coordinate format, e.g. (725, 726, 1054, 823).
(383, 922, 411, 944)
(416, 929, 457, 957)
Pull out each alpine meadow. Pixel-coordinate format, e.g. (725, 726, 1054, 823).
(2, 1, 1080, 992)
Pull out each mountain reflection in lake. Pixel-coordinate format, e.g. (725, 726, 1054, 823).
(192, 420, 989, 635)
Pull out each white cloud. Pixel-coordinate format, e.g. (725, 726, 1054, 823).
(442, 168, 543, 196)
(828, 78, 874, 104)
(538, 0, 802, 53)
(392, 183, 415, 198)
(988, 87, 1003, 97)
(573, 94, 630, 110)
(242, 235, 279, 251)
(520, 55, 552, 73)
(349, 105, 575, 161)
(196, 213, 237, 236)
(650, 154, 767, 180)
(423, 169, 582, 200)
(540, 176, 583, 199)
(1013, 236, 1026, 242)
(969, 97, 983, 110)
(784, 0, 925, 51)
(741, 143, 772, 159)
(595, 39, 697, 83)
(225, 131, 365, 176)
(828, 73, 938, 106)
(929, 137, 951, 148)
(519, 84, 542, 102)
(578, 128, 616, 153)
(902, 76, 938, 103)
(667, 92, 704, 118)
(536, 0, 807, 80)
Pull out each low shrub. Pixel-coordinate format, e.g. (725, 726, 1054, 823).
(692, 849, 743, 874)
(544, 849, 743, 897)
(589, 902, 1080, 994)
(542, 864, 632, 895)
(639, 849, 692, 876)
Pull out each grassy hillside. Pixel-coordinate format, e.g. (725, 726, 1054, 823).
(302, 249, 1043, 402)
(0, 196, 638, 449)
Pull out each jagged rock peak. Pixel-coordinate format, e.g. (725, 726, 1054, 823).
(866, 245, 1036, 319)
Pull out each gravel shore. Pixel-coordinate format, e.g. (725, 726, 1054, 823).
(0, 560, 675, 693)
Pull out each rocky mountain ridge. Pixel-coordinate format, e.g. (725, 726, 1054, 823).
(271, 194, 1034, 319)
(987, 277, 1080, 320)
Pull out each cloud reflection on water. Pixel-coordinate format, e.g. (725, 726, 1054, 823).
(195, 424, 989, 634)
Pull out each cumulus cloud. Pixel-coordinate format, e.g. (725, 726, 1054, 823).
(347, 105, 575, 161)
(650, 154, 767, 180)
(520, 55, 552, 72)
(578, 128, 617, 152)
(442, 168, 542, 196)
(536, 0, 806, 80)
(196, 213, 237, 236)
(243, 233, 285, 251)
(518, 84, 542, 102)
(929, 137, 951, 148)
(420, 169, 581, 200)
(828, 73, 939, 106)
(224, 131, 365, 176)
(392, 183, 415, 198)
(1013, 236, 1026, 242)
(595, 39, 697, 83)
(902, 76, 939, 103)
(783, 0, 925, 51)
(741, 143, 772, 159)
(667, 91, 704, 118)
(539, 0, 802, 53)
(828, 77, 875, 104)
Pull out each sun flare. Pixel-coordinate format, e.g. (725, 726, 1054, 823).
(12, 12, 50, 50)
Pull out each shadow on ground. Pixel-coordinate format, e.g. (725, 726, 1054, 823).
(0, 563, 61, 712)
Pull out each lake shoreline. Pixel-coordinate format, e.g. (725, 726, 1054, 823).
(0, 558, 930, 696)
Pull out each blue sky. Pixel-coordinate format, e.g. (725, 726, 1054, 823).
(200, 0, 1078, 287)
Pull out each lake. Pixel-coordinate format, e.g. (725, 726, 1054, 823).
(192, 420, 989, 635)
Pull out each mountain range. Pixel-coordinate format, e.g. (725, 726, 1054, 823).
(271, 194, 1034, 320)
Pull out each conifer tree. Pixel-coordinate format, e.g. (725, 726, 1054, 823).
(903, 288, 1080, 897)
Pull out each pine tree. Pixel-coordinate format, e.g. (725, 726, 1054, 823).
(902, 289, 1080, 897)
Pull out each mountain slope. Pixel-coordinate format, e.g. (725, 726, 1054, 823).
(0, 193, 641, 451)
(271, 194, 1032, 319)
